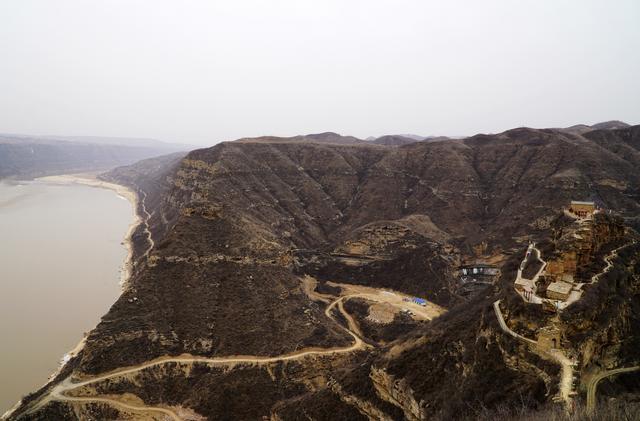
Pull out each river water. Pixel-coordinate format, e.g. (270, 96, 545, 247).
(0, 180, 133, 413)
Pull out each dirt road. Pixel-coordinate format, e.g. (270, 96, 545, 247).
(326, 281, 446, 321)
(586, 366, 640, 414)
(493, 300, 536, 345)
(588, 241, 636, 285)
(17, 276, 446, 419)
(138, 190, 155, 259)
(493, 300, 575, 407)
(49, 379, 181, 421)
(17, 278, 377, 420)
(548, 349, 575, 405)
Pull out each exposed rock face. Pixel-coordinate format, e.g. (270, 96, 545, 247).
(370, 366, 424, 420)
(544, 213, 626, 283)
(562, 240, 640, 368)
(11, 125, 640, 420)
(329, 379, 396, 421)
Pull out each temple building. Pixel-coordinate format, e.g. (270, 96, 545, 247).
(546, 280, 572, 301)
(569, 200, 596, 218)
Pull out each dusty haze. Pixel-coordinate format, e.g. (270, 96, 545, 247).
(0, 0, 639, 144)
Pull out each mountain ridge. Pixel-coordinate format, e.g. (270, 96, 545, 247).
(9, 123, 640, 421)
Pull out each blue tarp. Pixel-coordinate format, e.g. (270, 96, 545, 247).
(413, 298, 427, 305)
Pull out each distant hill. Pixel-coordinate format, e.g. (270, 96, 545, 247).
(0, 133, 188, 179)
(370, 135, 418, 146)
(234, 131, 366, 145)
(395, 133, 427, 141)
(41, 135, 190, 150)
(370, 134, 454, 146)
(0, 133, 190, 149)
(235, 132, 456, 147)
(561, 120, 631, 135)
(590, 120, 630, 130)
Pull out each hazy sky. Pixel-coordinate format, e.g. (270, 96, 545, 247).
(1, 1, 638, 145)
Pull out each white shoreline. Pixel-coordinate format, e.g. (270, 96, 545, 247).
(1, 173, 143, 420)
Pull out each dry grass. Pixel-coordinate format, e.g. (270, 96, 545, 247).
(451, 400, 640, 421)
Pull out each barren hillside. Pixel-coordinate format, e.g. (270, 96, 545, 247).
(10, 124, 640, 421)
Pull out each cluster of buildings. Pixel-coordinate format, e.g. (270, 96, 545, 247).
(458, 201, 598, 307)
(514, 200, 600, 310)
(458, 263, 500, 296)
(545, 200, 596, 303)
(459, 264, 500, 277)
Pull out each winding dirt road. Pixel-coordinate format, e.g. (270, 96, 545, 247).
(588, 241, 636, 285)
(493, 300, 575, 406)
(18, 278, 379, 420)
(586, 366, 640, 414)
(138, 190, 155, 260)
(493, 300, 536, 346)
(15, 274, 445, 419)
(50, 381, 181, 421)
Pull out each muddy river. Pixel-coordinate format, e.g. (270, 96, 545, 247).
(0, 180, 133, 413)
